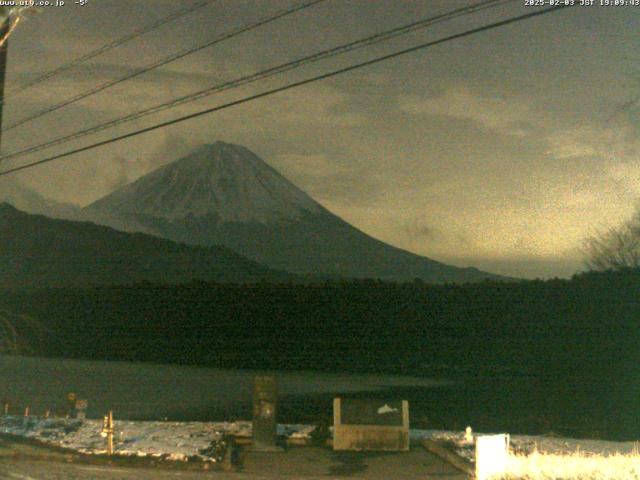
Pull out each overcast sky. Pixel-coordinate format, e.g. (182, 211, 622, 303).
(1, 0, 638, 278)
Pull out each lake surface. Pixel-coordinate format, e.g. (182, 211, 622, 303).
(0, 355, 634, 441)
(0, 355, 449, 421)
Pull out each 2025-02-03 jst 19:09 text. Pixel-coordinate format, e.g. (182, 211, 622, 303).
(525, 0, 640, 6)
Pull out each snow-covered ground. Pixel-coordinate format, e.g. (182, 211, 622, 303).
(0, 416, 316, 461)
(414, 429, 640, 462)
(1, 415, 637, 466)
(417, 430, 640, 479)
(4, 355, 637, 476)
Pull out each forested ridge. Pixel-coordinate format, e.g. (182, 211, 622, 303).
(2, 269, 638, 380)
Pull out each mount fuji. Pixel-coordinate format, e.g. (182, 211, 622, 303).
(87, 141, 504, 283)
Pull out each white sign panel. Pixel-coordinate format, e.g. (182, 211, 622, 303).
(475, 434, 510, 480)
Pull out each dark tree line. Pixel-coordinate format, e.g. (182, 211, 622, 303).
(1, 270, 638, 439)
(1, 269, 638, 381)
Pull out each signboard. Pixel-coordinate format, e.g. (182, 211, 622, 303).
(333, 398, 409, 451)
(340, 399, 404, 426)
(475, 434, 510, 480)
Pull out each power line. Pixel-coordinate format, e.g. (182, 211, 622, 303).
(0, 0, 511, 165)
(2, 0, 326, 133)
(0, 4, 572, 178)
(4, 0, 218, 100)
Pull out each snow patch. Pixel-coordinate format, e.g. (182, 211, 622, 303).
(3, 416, 634, 466)
(412, 429, 640, 463)
(0, 416, 315, 462)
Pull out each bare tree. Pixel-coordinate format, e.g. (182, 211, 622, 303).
(0, 311, 19, 353)
(584, 208, 640, 271)
(0, 309, 45, 354)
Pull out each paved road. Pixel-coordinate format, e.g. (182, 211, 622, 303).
(0, 442, 468, 479)
(0, 463, 215, 479)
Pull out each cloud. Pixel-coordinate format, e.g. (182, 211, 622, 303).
(108, 131, 197, 187)
(110, 156, 129, 191)
(398, 87, 536, 137)
(259, 87, 367, 128)
(545, 124, 640, 162)
(607, 161, 640, 201)
(398, 85, 640, 172)
(272, 153, 346, 179)
(404, 219, 438, 241)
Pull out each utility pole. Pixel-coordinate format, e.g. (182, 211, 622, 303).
(0, 16, 10, 156)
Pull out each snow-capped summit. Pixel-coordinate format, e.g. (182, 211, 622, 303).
(89, 141, 321, 224)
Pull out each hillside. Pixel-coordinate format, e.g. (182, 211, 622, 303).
(0, 203, 293, 288)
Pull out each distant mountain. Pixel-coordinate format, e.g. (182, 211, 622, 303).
(0, 178, 80, 219)
(0, 203, 293, 288)
(87, 141, 506, 283)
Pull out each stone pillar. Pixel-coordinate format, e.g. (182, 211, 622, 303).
(251, 375, 281, 451)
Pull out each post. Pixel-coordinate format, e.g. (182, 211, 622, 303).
(251, 375, 281, 451)
(101, 410, 114, 455)
(66, 392, 76, 418)
(0, 16, 10, 155)
(107, 410, 113, 455)
(333, 398, 409, 451)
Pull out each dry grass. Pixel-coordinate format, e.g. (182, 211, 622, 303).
(502, 448, 640, 480)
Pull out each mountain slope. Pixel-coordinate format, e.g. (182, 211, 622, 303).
(0, 203, 293, 288)
(87, 141, 506, 283)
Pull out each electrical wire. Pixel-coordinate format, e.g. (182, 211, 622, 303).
(0, 0, 512, 165)
(4, 0, 218, 99)
(2, 0, 327, 133)
(0, 4, 573, 178)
